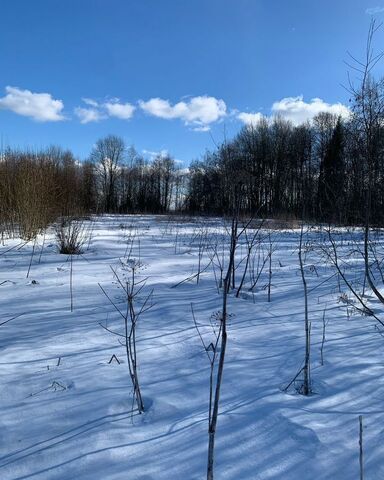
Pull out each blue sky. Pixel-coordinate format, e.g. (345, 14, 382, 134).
(0, 0, 383, 164)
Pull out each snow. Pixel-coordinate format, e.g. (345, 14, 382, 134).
(1, 215, 384, 479)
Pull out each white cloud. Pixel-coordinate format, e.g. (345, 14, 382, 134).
(75, 97, 135, 123)
(142, 148, 185, 165)
(104, 100, 135, 119)
(139, 98, 179, 119)
(237, 111, 264, 126)
(237, 97, 350, 127)
(0, 86, 65, 122)
(271, 96, 350, 125)
(139, 95, 227, 129)
(82, 97, 99, 107)
(366, 6, 384, 15)
(192, 125, 211, 132)
(142, 148, 170, 160)
(74, 106, 105, 124)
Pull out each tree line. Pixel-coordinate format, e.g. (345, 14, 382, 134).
(187, 107, 383, 225)
(1, 64, 384, 239)
(0, 141, 187, 239)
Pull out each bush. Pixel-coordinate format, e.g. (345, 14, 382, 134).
(55, 217, 88, 254)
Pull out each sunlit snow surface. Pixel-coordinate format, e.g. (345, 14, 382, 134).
(1, 215, 384, 479)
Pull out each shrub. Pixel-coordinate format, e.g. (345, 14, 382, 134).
(55, 217, 88, 254)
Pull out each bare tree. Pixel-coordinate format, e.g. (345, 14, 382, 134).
(91, 135, 125, 212)
(342, 20, 384, 314)
(236, 220, 264, 297)
(194, 210, 242, 480)
(206, 215, 237, 480)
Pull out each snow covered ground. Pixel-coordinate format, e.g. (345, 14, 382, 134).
(1, 215, 384, 479)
